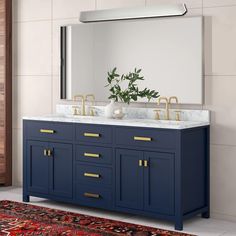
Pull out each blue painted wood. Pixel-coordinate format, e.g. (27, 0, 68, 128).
(26, 120, 74, 141)
(75, 163, 112, 187)
(75, 145, 112, 165)
(115, 149, 143, 210)
(75, 184, 112, 209)
(75, 124, 112, 144)
(49, 143, 73, 199)
(182, 129, 207, 214)
(174, 130, 183, 231)
(27, 141, 49, 194)
(115, 127, 177, 149)
(23, 120, 210, 231)
(23, 121, 29, 202)
(144, 151, 174, 215)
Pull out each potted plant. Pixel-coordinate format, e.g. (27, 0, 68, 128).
(105, 67, 159, 118)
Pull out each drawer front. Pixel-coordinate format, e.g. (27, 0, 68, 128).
(115, 127, 176, 149)
(25, 121, 74, 141)
(76, 124, 112, 144)
(76, 145, 112, 165)
(76, 184, 112, 208)
(76, 164, 112, 187)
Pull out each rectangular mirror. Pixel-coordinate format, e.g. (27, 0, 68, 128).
(60, 16, 203, 104)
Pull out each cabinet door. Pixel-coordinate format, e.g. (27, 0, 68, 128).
(144, 152, 174, 215)
(116, 149, 143, 210)
(27, 141, 49, 194)
(49, 143, 73, 198)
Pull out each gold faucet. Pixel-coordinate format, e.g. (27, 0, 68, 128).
(73, 94, 86, 116)
(168, 96, 178, 105)
(157, 97, 170, 120)
(157, 96, 179, 120)
(85, 94, 95, 116)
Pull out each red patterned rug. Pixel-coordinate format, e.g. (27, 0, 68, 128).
(0, 200, 194, 236)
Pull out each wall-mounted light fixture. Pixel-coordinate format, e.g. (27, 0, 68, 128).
(80, 4, 187, 23)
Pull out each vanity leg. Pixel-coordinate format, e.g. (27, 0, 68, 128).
(202, 211, 210, 218)
(23, 194, 30, 202)
(175, 218, 183, 231)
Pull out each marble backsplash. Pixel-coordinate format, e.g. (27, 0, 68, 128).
(56, 104, 210, 123)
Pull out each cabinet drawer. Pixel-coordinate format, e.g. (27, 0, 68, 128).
(76, 164, 112, 187)
(75, 124, 112, 144)
(76, 145, 112, 165)
(76, 185, 112, 208)
(115, 127, 176, 149)
(25, 121, 74, 141)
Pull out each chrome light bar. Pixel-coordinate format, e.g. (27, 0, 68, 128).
(80, 4, 187, 23)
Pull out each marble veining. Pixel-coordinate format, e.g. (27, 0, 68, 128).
(56, 104, 210, 122)
(23, 115, 209, 130)
(23, 105, 210, 130)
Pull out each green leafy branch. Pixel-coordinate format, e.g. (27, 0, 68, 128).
(105, 68, 159, 104)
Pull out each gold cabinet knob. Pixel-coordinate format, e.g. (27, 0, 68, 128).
(43, 149, 53, 157)
(139, 160, 143, 167)
(43, 149, 48, 156)
(144, 160, 148, 167)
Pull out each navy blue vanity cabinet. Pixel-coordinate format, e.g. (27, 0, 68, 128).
(143, 152, 175, 215)
(74, 124, 114, 210)
(26, 141, 73, 199)
(23, 120, 210, 231)
(26, 141, 50, 195)
(116, 149, 144, 210)
(116, 150, 175, 215)
(23, 121, 74, 202)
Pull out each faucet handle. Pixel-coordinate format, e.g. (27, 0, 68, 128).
(153, 109, 162, 120)
(88, 106, 96, 116)
(174, 110, 181, 121)
(72, 105, 80, 116)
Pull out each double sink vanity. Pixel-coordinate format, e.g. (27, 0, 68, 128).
(23, 105, 210, 231)
(21, 7, 207, 231)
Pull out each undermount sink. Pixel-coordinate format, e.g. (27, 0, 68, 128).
(64, 115, 188, 125)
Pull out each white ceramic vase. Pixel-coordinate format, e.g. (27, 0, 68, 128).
(104, 99, 116, 118)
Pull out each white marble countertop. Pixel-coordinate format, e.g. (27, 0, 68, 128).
(23, 115, 210, 130)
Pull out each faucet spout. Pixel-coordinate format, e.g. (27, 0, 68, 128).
(73, 94, 86, 116)
(168, 96, 179, 104)
(85, 94, 95, 116)
(157, 97, 169, 120)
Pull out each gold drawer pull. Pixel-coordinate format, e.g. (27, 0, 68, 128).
(84, 153, 100, 158)
(84, 192, 100, 199)
(47, 149, 53, 157)
(139, 160, 143, 167)
(134, 136, 152, 142)
(40, 129, 55, 134)
(84, 173, 100, 178)
(84, 132, 100, 138)
(43, 149, 53, 157)
(144, 160, 148, 167)
(44, 149, 48, 156)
